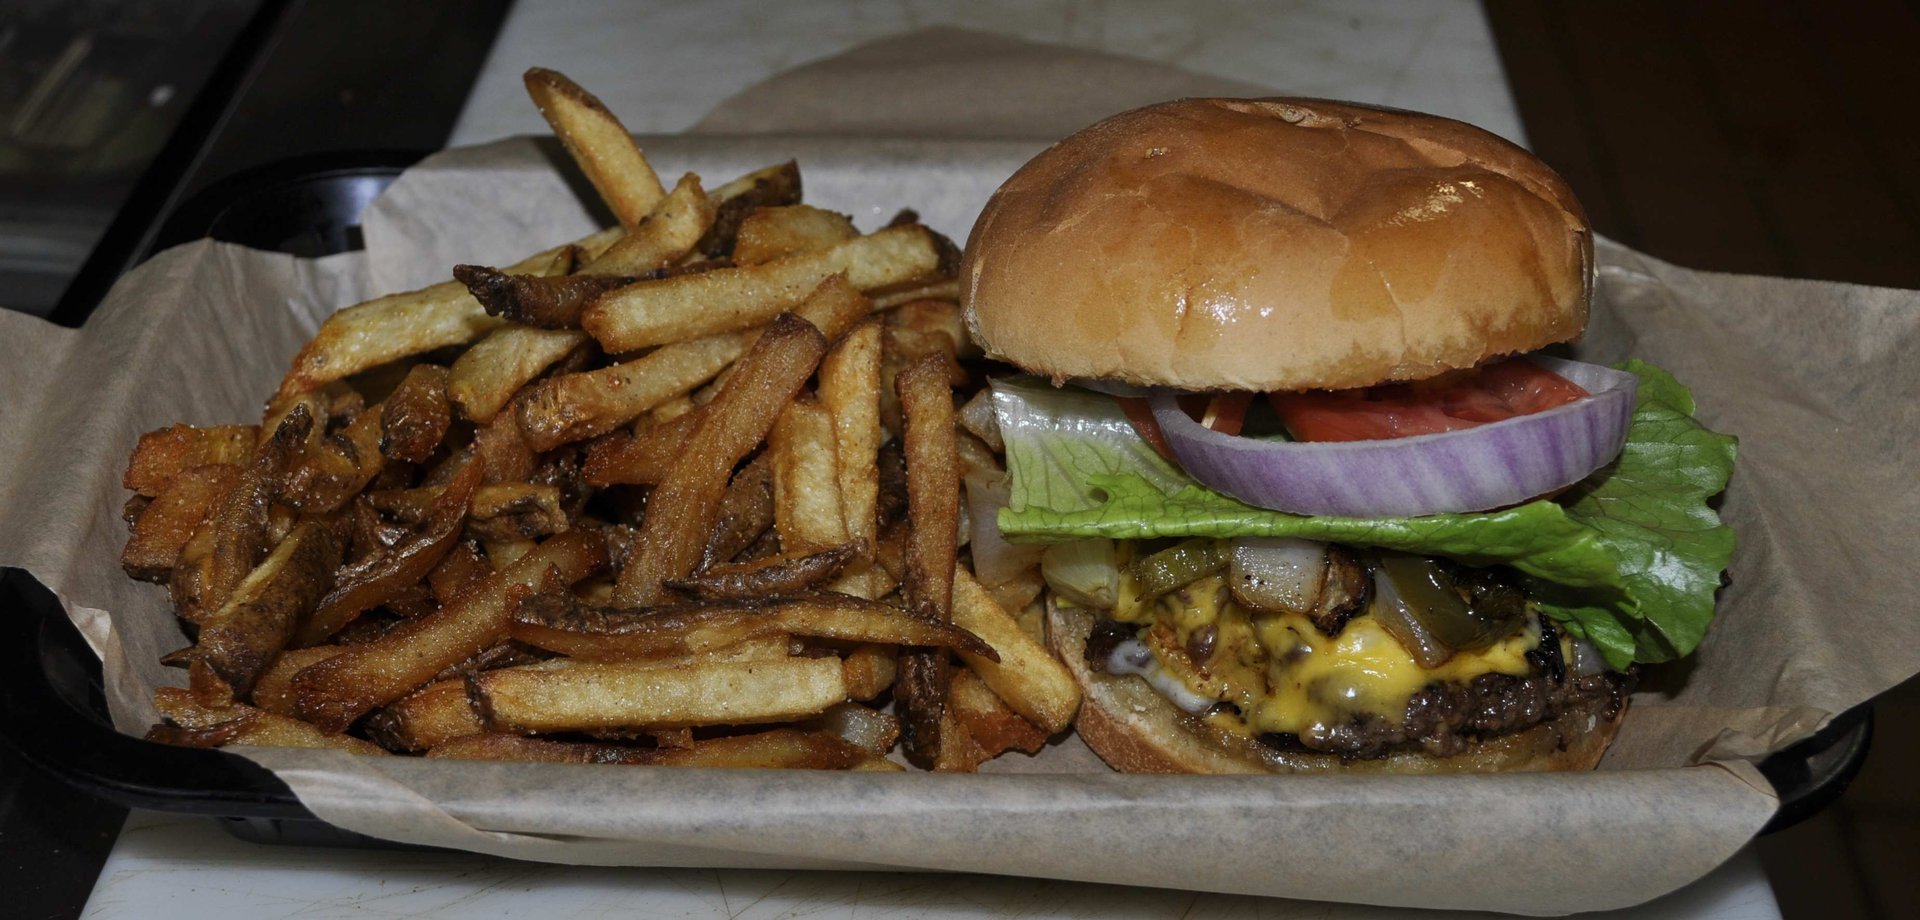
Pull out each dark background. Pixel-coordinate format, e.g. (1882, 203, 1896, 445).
(2, 1, 1914, 917)
(1483, 4, 1919, 917)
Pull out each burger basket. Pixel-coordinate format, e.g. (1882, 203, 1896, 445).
(1, 126, 1914, 916)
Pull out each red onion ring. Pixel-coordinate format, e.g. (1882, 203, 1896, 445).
(1147, 358, 1637, 517)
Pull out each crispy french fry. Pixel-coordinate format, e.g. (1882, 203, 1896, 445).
(194, 522, 342, 694)
(612, 313, 827, 606)
(574, 224, 626, 262)
(840, 643, 898, 701)
(251, 646, 346, 716)
(362, 483, 445, 523)
(466, 483, 568, 542)
(187, 657, 235, 709)
(573, 577, 618, 606)
(709, 160, 801, 203)
(931, 708, 979, 773)
(690, 365, 733, 407)
(127, 70, 995, 772)
(819, 319, 884, 597)
(517, 330, 748, 452)
(493, 636, 790, 674)
(581, 173, 716, 275)
(427, 539, 491, 605)
(804, 701, 900, 756)
(511, 594, 996, 662)
(648, 729, 900, 770)
(123, 425, 255, 496)
(263, 386, 329, 452)
(473, 415, 537, 484)
(696, 161, 803, 258)
(899, 659, 954, 766)
(951, 566, 1080, 734)
(483, 537, 536, 570)
(292, 528, 607, 732)
(425, 733, 649, 763)
(363, 678, 485, 753)
(379, 364, 452, 464)
(897, 361, 959, 601)
(151, 684, 240, 729)
(121, 463, 242, 582)
(702, 452, 775, 566)
(733, 204, 858, 265)
(523, 67, 665, 227)
(297, 460, 483, 645)
(648, 395, 694, 422)
(168, 523, 222, 624)
(873, 517, 908, 582)
(143, 716, 265, 751)
(427, 727, 895, 770)
(216, 714, 391, 754)
(666, 543, 857, 600)
(169, 408, 307, 624)
(787, 272, 874, 347)
(464, 257, 735, 329)
(871, 278, 959, 310)
(772, 397, 848, 554)
(382, 582, 438, 619)
(430, 638, 554, 683)
(273, 245, 569, 403)
(564, 635, 791, 670)
(986, 567, 1048, 636)
(887, 297, 976, 360)
(580, 408, 703, 487)
(455, 266, 638, 328)
(880, 299, 968, 431)
(448, 326, 590, 423)
(894, 353, 961, 768)
(472, 656, 846, 732)
(733, 529, 783, 565)
(947, 667, 1049, 767)
(282, 406, 385, 514)
(581, 225, 943, 352)
(573, 275, 866, 487)
(149, 688, 386, 755)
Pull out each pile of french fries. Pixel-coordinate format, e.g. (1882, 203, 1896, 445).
(120, 69, 1078, 772)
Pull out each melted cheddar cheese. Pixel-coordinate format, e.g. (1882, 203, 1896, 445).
(1111, 555, 1539, 742)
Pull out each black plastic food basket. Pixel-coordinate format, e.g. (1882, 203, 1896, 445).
(0, 155, 1875, 849)
(5, 154, 431, 847)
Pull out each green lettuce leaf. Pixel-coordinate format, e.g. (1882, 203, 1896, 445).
(995, 361, 1737, 669)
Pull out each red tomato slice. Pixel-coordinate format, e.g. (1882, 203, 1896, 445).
(1474, 357, 1592, 413)
(1269, 358, 1589, 443)
(1117, 397, 1178, 462)
(1200, 392, 1254, 436)
(1121, 392, 1255, 460)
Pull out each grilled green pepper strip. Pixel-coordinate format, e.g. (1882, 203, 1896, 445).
(1377, 553, 1526, 651)
(1131, 539, 1228, 600)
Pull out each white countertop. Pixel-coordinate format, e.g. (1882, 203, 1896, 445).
(85, 810, 1780, 920)
(449, 0, 1527, 147)
(77, 3, 1779, 916)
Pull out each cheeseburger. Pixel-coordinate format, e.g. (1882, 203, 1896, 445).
(960, 99, 1737, 773)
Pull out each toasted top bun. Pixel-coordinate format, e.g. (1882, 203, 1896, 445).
(963, 98, 1594, 392)
(1045, 602, 1620, 774)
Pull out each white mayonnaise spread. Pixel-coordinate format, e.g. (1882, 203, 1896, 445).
(1106, 637, 1215, 714)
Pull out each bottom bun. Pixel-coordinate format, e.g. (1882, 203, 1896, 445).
(1045, 601, 1622, 774)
